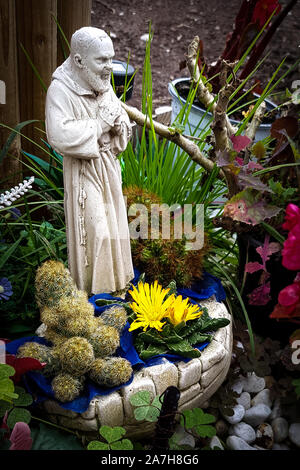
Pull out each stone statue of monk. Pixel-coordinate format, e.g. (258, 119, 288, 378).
(45, 27, 134, 295)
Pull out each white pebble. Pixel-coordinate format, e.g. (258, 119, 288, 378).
(244, 404, 272, 427)
(272, 417, 289, 443)
(140, 33, 150, 42)
(229, 422, 256, 444)
(231, 378, 244, 395)
(226, 436, 257, 451)
(210, 436, 224, 450)
(269, 397, 281, 420)
(222, 405, 245, 425)
(242, 372, 265, 394)
(289, 423, 300, 448)
(237, 392, 251, 410)
(251, 389, 273, 408)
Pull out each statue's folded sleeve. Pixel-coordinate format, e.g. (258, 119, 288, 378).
(45, 81, 101, 160)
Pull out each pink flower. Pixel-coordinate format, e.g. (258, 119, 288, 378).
(282, 223, 300, 271)
(282, 204, 300, 231)
(270, 273, 300, 319)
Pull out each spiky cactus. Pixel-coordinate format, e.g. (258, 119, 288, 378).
(100, 306, 128, 333)
(35, 260, 77, 309)
(51, 373, 84, 402)
(17, 342, 61, 377)
(89, 358, 132, 387)
(88, 325, 120, 358)
(57, 337, 95, 376)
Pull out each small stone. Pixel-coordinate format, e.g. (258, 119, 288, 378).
(244, 404, 272, 427)
(140, 33, 149, 42)
(256, 423, 274, 449)
(215, 419, 229, 438)
(229, 422, 256, 444)
(242, 373, 265, 394)
(272, 417, 289, 443)
(173, 424, 195, 448)
(210, 435, 224, 450)
(269, 397, 282, 420)
(222, 404, 245, 425)
(231, 378, 244, 395)
(226, 436, 257, 451)
(237, 392, 251, 410)
(251, 389, 273, 408)
(289, 423, 300, 448)
(272, 443, 290, 450)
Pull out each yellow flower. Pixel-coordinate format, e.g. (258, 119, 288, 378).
(128, 280, 174, 332)
(166, 295, 203, 326)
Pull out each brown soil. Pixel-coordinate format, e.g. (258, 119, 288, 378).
(92, 0, 300, 110)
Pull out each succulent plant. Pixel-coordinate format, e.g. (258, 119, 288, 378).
(51, 373, 84, 402)
(57, 337, 95, 376)
(17, 341, 61, 377)
(99, 306, 128, 333)
(35, 260, 77, 309)
(89, 357, 133, 387)
(88, 325, 120, 358)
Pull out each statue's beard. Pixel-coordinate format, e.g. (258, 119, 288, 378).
(82, 67, 111, 94)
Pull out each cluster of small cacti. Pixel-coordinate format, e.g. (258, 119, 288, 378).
(16, 260, 133, 403)
(123, 185, 210, 288)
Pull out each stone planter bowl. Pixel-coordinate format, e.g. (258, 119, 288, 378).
(39, 296, 232, 440)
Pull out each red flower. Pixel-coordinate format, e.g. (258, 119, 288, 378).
(270, 274, 300, 319)
(252, 0, 281, 28)
(282, 223, 300, 271)
(282, 203, 300, 231)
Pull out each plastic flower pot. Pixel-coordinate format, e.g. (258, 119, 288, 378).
(168, 77, 276, 142)
(112, 60, 135, 101)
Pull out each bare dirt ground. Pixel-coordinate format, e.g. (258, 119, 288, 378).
(92, 0, 300, 110)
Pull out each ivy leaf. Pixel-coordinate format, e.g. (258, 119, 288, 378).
(110, 439, 134, 450)
(99, 426, 126, 444)
(88, 441, 110, 450)
(129, 390, 151, 407)
(7, 407, 31, 429)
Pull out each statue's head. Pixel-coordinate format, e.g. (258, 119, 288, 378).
(70, 27, 114, 94)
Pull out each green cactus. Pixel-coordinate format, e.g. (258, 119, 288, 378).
(35, 260, 77, 309)
(44, 328, 68, 347)
(16, 341, 61, 377)
(99, 306, 128, 333)
(89, 358, 133, 387)
(88, 325, 120, 358)
(51, 373, 84, 402)
(57, 337, 95, 376)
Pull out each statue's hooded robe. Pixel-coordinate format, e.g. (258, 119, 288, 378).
(45, 58, 134, 295)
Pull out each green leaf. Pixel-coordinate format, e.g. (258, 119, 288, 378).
(31, 423, 84, 450)
(0, 378, 15, 397)
(0, 399, 13, 417)
(199, 318, 230, 333)
(88, 441, 110, 450)
(181, 408, 216, 429)
(13, 387, 33, 407)
(139, 344, 169, 360)
(194, 424, 216, 438)
(168, 433, 194, 451)
(0, 120, 38, 164)
(134, 404, 160, 423)
(0, 365, 15, 380)
(99, 426, 126, 444)
(167, 340, 201, 358)
(187, 332, 212, 346)
(129, 390, 151, 407)
(7, 407, 31, 429)
(110, 439, 134, 450)
(138, 330, 167, 346)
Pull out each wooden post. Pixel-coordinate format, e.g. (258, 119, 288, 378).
(15, 0, 57, 158)
(0, 0, 22, 187)
(57, 0, 92, 66)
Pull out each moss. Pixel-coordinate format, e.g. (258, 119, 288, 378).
(89, 357, 133, 387)
(57, 337, 95, 376)
(51, 373, 84, 402)
(100, 306, 128, 333)
(88, 325, 120, 358)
